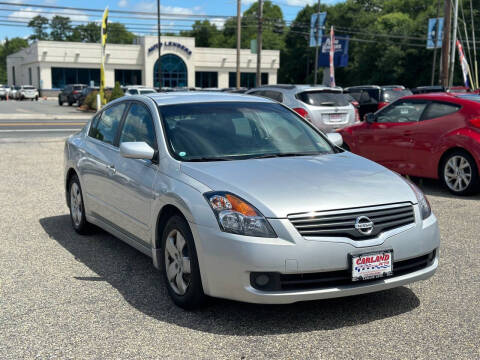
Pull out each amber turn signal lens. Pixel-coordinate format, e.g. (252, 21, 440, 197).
(226, 194, 258, 217)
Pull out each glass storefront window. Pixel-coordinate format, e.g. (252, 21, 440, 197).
(228, 72, 268, 88)
(115, 69, 142, 86)
(195, 72, 218, 88)
(154, 54, 188, 88)
(51, 67, 100, 89)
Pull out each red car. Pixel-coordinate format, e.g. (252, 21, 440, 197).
(339, 93, 480, 195)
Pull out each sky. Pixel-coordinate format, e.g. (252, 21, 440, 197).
(0, 0, 345, 40)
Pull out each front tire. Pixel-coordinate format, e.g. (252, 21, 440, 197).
(58, 97, 63, 106)
(441, 150, 479, 195)
(68, 175, 91, 234)
(161, 215, 206, 310)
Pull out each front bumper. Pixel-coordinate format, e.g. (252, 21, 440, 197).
(191, 208, 440, 304)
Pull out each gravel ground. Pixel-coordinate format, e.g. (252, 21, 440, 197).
(0, 137, 479, 359)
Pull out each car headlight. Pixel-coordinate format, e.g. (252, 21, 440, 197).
(204, 192, 277, 238)
(404, 178, 432, 220)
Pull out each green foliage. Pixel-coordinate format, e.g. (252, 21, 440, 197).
(50, 16, 72, 41)
(0, 37, 28, 83)
(28, 15, 49, 41)
(109, 82, 124, 102)
(107, 23, 135, 44)
(84, 90, 99, 110)
(70, 22, 101, 43)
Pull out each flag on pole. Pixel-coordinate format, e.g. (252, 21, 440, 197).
(456, 40, 471, 88)
(329, 26, 335, 87)
(100, 7, 109, 105)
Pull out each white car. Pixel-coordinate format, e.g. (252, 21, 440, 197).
(0, 85, 11, 100)
(124, 86, 157, 96)
(17, 85, 39, 101)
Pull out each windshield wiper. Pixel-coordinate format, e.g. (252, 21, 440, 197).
(250, 152, 323, 159)
(185, 157, 236, 162)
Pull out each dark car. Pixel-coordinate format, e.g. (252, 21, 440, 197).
(344, 85, 412, 119)
(58, 84, 87, 106)
(77, 86, 99, 106)
(411, 85, 446, 94)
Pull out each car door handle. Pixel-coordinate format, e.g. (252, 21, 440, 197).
(106, 164, 116, 174)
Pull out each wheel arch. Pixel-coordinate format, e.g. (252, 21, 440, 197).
(65, 167, 79, 207)
(437, 146, 474, 178)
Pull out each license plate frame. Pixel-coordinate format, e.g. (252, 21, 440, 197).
(350, 250, 393, 282)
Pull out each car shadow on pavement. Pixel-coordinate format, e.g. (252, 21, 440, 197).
(414, 178, 480, 200)
(40, 215, 420, 336)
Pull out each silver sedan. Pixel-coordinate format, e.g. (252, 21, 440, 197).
(64, 92, 439, 309)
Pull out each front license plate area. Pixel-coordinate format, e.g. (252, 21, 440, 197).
(351, 251, 393, 281)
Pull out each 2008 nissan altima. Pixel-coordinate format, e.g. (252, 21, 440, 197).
(64, 92, 439, 309)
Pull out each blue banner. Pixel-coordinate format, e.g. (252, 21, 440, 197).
(318, 35, 349, 68)
(427, 18, 443, 49)
(309, 12, 327, 47)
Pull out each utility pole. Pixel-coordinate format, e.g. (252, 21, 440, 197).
(236, 0, 241, 89)
(256, 0, 263, 87)
(313, 0, 321, 86)
(441, 0, 451, 87)
(449, 0, 459, 87)
(157, 0, 162, 89)
(431, 0, 442, 85)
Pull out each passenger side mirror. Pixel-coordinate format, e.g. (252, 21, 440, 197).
(120, 142, 155, 160)
(365, 113, 376, 123)
(326, 132, 343, 147)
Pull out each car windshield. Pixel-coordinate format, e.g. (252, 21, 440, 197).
(382, 89, 412, 102)
(24, 86, 34, 89)
(159, 102, 335, 161)
(297, 91, 349, 107)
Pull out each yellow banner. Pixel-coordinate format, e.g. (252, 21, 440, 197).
(100, 7, 109, 106)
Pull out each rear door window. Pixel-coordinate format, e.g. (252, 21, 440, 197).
(262, 90, 283, 103)
(89, 103, 127, 145)
(422, 102, 461, 120)
(297, 91, 349, 107)
(382, 89, 413, 102)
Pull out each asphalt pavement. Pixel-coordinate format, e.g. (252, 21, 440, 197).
(0, 137, 479, 359)
(0, 99, 90, 137)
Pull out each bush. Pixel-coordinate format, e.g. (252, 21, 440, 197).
(84, 90, 98, 111)
(109, 81, 124, 102)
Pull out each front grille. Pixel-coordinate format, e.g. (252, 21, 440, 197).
(288, 203, 415, 240)
(250, 250, 436, 292)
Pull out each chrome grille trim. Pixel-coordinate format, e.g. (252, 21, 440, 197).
(288, 203, 415, 239)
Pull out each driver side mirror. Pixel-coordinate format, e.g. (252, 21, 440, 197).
(365, 113, 376, 123)
(120, 142, 155, 160)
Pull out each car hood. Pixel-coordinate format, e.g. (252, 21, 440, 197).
(180, 152, 417, 218)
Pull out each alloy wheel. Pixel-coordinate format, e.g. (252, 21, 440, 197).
(164, 229, 191, 295)
(444, 155, 472, 193)
(70, 182, 83, 227)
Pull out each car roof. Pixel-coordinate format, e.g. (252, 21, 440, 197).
(400, 92, 480, 105)
(145, 91, 274, 106)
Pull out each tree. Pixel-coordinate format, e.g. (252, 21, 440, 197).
(28, 15, 49, 41)
(107, 23, 135, 44)
(0, 37, 28, 83)
(180, 20, 223, 47)
(50, 16, 72, 41)
(69, 22, 101, 43)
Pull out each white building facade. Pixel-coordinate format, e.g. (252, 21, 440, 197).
(7, 36, 280, 90)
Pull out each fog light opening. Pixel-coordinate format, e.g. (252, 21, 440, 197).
(255, 274, 270, 287)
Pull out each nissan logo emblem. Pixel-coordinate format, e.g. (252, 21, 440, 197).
(354, 216, 374, 235)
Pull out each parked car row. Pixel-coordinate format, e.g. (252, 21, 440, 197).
(0, 84, 39, 100)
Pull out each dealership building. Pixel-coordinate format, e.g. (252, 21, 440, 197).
(6, 35, 280, 91)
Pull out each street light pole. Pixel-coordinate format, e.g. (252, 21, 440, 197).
(236, 0, 241, 89)
(256, 0, 263, 87)
(157, 0, 162, 89)
(313, 0, 321, 86)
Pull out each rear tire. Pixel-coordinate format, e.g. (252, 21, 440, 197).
(161, 215, 206, 310)
(440, 150, 479, 196)
(68, 174, 91, 234)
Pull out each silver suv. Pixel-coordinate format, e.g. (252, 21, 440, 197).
(246, 85, 357, 132)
